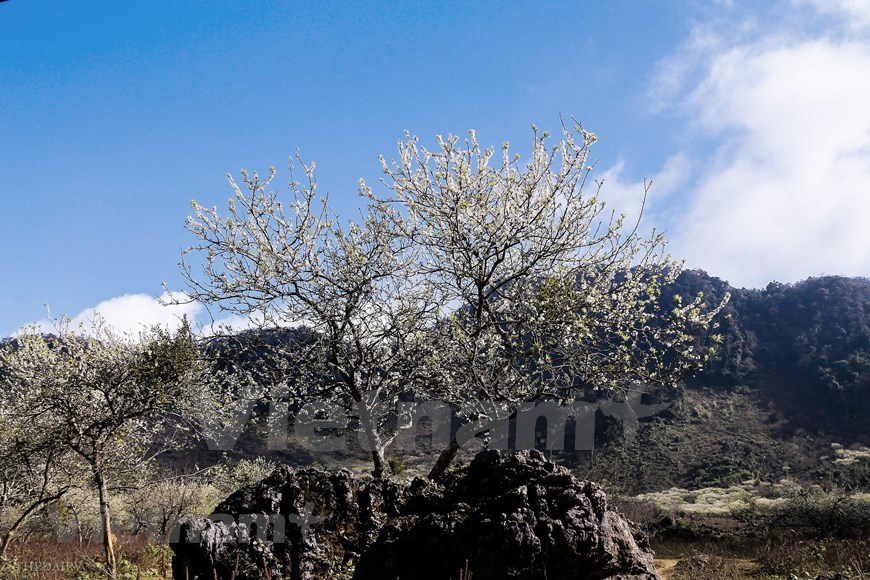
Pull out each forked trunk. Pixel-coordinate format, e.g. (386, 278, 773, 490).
(357, 399, 388, 479)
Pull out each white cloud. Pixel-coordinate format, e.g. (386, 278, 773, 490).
(26, 292, 203, 337)
(597, 153, 691, 230)
(19, 290, 297, 339)
(648, 26, 727, 112)
(645, 3, 870, 287)
(795, 0, 870, 31)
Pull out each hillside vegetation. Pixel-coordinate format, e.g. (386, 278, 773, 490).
(2, 271, 868, 579)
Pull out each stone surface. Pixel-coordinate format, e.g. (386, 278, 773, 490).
(171, 465, 390, 579)
(171, 450, 659, 580)
(354, 450, 660, 580)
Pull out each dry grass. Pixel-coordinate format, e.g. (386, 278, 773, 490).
(1, 540, 103, 579)
(756, 537, 869, 579)
(653, 536, 868, 580)
(0, 537, 172, 579)
(668, 552, 750, 580)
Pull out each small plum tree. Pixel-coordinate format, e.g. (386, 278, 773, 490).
(0, 318, 203, 577)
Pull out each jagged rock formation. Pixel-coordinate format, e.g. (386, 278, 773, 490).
(171, 450, 659, 580)
(354, 450, 658, 580)
(171, 466, 399, 579)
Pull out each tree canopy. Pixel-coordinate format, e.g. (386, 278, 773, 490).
(178, 122, 727, 479)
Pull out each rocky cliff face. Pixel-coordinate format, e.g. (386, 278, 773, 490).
(171, 450, 659, 580)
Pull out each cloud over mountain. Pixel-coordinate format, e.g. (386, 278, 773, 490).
(624, 0, 870, 287)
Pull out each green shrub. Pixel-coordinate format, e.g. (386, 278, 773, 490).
(773, 482, 870, 538)
(388, 458, 406, 477)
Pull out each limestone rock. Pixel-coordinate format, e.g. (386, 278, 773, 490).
(171, 451, 659, 580)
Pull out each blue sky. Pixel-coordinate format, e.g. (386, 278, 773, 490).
(2, 0, 869, 336)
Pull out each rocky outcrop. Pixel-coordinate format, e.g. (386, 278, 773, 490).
(171, 450, 659, 580)
(171, 466, 400, 579)
(354, 450, 659, 580)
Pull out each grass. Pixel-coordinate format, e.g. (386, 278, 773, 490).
(617, 481, 869, 580)
(0, 537, 173, 579)
(653, 536, 868, 580)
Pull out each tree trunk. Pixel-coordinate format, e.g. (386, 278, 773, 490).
(94, 468, 117, 579)
(428, 409, 518, 481)
(427, 439, 461, 481)
(0, 493, 65, 558)
(371, 447, 387, 480)
(0, 532, 12, 559)
(356, 397, 388, 479)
